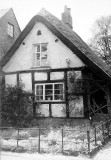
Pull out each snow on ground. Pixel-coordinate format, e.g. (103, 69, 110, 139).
(93, 141, 111, 160)
(1, 141, 111, 160)
(0, 151, 90, 160)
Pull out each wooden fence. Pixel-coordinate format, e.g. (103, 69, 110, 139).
(1, 120, 111, 156)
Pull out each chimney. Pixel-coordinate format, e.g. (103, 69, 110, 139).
(61, 5, 73, 29)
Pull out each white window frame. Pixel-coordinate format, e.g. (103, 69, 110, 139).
(7, 23, 14, 37)
(35, 82, 64, 102)
(33, 43, 49, 67)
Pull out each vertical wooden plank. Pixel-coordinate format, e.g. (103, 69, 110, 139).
(17, 73, 19, 86)
(49, 103, 52, 117)
(106, 83, 111, 117)
(32, 72, 36, 116)
(47, 71, 50, 81)
(87, 130, 90, 156)
(38, 128, 40, 153)
(64, 71, 69, 117)
(102, 124, 105, 143)
(62, 129, 64, 153)
(17, 127, 19, 147)
(87, 82, 91, 120)
(0, 65, 2, 129)
(107, 121, 110, 138)
(94, 127, 97, 146)
(82, 69, 88, 118)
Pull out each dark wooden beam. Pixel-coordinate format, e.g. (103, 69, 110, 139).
(106, 83, 111, 117)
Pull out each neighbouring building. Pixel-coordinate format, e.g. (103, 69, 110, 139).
(1, 6, 111, 123)
(0, 8, 21, 60)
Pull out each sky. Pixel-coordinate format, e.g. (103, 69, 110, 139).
(0, 0, 111, 42)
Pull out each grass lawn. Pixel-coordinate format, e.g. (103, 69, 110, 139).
(0, 125, 104, 156)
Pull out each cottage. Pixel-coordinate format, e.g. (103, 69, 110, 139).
(0, 8, 21, 60)
(1, 6, 111, 123)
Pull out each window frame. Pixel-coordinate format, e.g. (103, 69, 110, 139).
(33, 43, 49, 67)
(7, 22, 14, 37)
(35, 82, 64, 102)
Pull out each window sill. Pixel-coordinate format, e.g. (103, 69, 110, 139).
(35, 100, 65, 102)
(31, 66, 51, 70)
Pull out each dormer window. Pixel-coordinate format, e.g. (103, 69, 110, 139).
(37, 30, 41, 35)
(33, 43, 49, 67)
(7, 23, 14, 37)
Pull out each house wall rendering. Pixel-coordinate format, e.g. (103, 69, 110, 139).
(3, 22, 85, 118)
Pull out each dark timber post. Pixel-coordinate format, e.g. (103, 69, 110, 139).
(87, 130, 90, 156)
(94, 127, 97, 146)
(32, 72, 36, 116)
(64, 71, 69, 117)
(102, 124, 105, 143)
(105, 84, 111, 141)
(0, 65, 2, 128)
(17, 127, 20, 147)
(62, 129, 64, 153)
(106, 83, 111, 117)
(38, 128, 40, 153)
(107, 121, 110, 139)
(87, 81, 91, 121)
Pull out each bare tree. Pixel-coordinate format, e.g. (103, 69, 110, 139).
(88, 16, 111, 66)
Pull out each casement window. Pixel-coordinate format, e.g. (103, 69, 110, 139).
(35, 83, 64, 101)
(7, 23, 14, 37)
(33, 43, 49, 67)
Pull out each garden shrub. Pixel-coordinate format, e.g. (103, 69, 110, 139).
(12, 131, 31, 140)
(28, 129, 39, 137)
(47, 129, 61, 146)
(1, 83, 33, 127)
(0, 129, 15, 139)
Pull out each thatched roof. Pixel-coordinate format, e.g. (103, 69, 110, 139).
(0, 8, 11, 19)
(1, 8, 111, 81)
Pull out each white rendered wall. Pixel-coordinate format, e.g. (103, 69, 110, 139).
(34, 72, 47, 81)
(5, 74, 17, 86)
(3, 22, 85, 73)
(50, 72, 64, 80)
(19, 73, 32, 91)
(51, 104, 66, 117)
(36, 104, 49, 117)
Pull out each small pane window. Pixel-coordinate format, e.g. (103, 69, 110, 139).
(37, 44, 40, 52)
(41, 43, 47, 52)
(54, 84, 63, 100)
(7, 23, 14, 37)
(35, 83, 64, 101)
(33, 43, 49, 67)
(36, 53, 40, 60)
(36, 85, 43, 100)
(45, 84, 53, 100)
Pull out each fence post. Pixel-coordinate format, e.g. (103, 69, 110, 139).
(87, 130, 90, 156)
(62, 129, 64, 154)
(38, 128, 40, 153)
(102, 124, 105, 143)
(94, 127, 97, 146)
(17, 127, 19, 147)
(107, 121, 109, 139)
